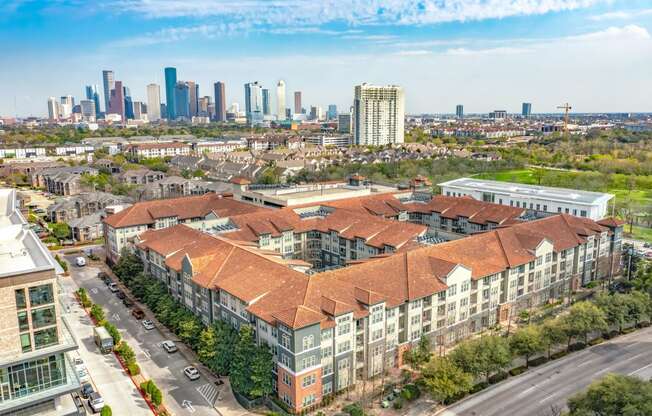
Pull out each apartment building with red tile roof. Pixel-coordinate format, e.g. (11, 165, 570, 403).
(133, 212, 624, 413)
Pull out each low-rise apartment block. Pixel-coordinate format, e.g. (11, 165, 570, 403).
(0, 189, 80, 415)
(132, 212, 623, 413)
(125, 142, 191, 160)
(32, 166, 98, 196)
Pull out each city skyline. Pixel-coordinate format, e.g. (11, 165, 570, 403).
(1, 0, 652, 117)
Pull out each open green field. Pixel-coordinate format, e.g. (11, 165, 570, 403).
(475, 168, 652, 242)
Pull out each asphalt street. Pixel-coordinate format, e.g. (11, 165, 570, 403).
(66, 255, 224, 416)
(440, 326, 652, 416)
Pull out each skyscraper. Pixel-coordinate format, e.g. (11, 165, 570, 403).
(276, 80, 286, 121)
(262, 88, 270, 116)
(198, 96, 211, 117)
(132, 101, 145, 120)
(59, 95, 74, 118)
(146, 83, 161, 121)
(164, 67, 177, 120)
(123, 85, 134, 120)
(85, 85, 101, 116)
(352, 84, 405, 146)
(456, 104, 464, 119)
(188, 81, 199, 117)
(338, 113, 352, 133)
(214, 82, 226, 122)
(47, 97, 59, 120)
(174, 82, 190, 119)
(108, 80, 125, 120)
(327, 104, 337, 120)
(522, 102, 532, 117)
(294, 91, 302, 115)
(80, 100, 96, 119)
(244, 82, 263, 125)
(102, 70, 114, 113)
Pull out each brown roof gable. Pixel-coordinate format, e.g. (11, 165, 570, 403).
(104, 193, 266, 228)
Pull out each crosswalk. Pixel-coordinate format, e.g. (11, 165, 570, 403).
(196, 383, 219, 406)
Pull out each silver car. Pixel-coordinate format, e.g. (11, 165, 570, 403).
(183, 366, 200, 381)
(142, 319, 155, 330)
(162, 340, 177, 353)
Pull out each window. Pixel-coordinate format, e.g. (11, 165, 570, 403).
(302, 394, 316, 406)
(386, 308, 396, 318)
(302, 374, 316, 388)
(411, 299, 422, 309)
(31, 306, 56, 329)
(321, 329, 332, 342)
(302, 335, 314, 350)
(387, 323, 396, 334)
(280, 354, 291, 367)
(301, 356, 317, 370)
(321, 346, 333, 358)
(29, 284, 54, 307)
(371, 329, 383, 341)
(15, 289, 26, 309)
(545, 253, 552, 263)
(282, 372, 292, 386)
(338, 322, 351, 336)
(337, 340, 351, 354)
(580, 210, 587, 217)
(460, 298, 468, 307)
(280, 334, 291, 349)
(447, 284, 457, 297)
(323, 382, 333, 395)
(17, 311, 29, 332)
(410, 315, 420, 325)
(536, 256, 543, 266)
(33, 327, 58, 349)
(461, 281, 470, 292)
(20, 333, 31, 352)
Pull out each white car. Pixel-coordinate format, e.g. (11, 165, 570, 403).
(162, 340, 177, 353)
(77, 368, 90, 383)
(108, 283, 118, 293)
(184, 366, 200, 380)
(142, 320, 155, 330)
(75, 257, 86, 267)
(88, 392, 104, 412)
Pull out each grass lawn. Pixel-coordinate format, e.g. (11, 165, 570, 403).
(475, 167, 652, 242)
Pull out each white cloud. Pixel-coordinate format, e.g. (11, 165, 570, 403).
(589, 9, 652, 21)
(567, 24, 651, 41)
(110, 0, 603, 25)
(394, 49, 431, 56)
(444, 46, 531, 55)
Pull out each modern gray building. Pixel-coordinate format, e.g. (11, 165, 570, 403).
(244, 82, 264, 125)
(101, 70, 114, 114)
(164, 67, 177, 120)
(522, 102, 532, 117)
(456, 104, 464, 119)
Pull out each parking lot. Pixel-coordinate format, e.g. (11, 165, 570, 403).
(64, 254, 234, 416)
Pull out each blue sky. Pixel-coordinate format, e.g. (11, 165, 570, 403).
(1, 0, 652, 117)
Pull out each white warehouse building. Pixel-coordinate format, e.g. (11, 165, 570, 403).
(438, 178, 614, 221)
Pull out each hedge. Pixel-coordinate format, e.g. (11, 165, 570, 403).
(529, 356, 549, 367)
(568, 342, 587, 352)
(488, 371, 508, 384)
(509, 366, 527, 377)
(550, 350, 568, 360)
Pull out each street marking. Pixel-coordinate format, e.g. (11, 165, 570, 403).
(624, 342, 639, 349)
(182, 400, 195, 413)
(596, 366, 612, 375)
(197, 383, 219, 405)
(516, 385, 537, 397)
(577, 358, 597, 367)
(625, 352, 646, 362)
(539, 393, 556, 404)
(112, 313, 120, 321)
(90, 287, 98, 294)
(142, 349, 151, 359)
(629, 362, 652, 376)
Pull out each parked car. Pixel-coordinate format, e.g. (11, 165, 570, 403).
(108, 283, 118, 293)
(183, 366, 200, 381)
(162, 340, 178, 353)
(97, 272, 108, 280)
(80, 383, 94, 399)
(102, 276, 112, 285)
(122, 297, 134, 308)
(77, 367, 90, 384)
(72, 392, 87, 415)
(75, 257, 86, 267)
(116, 290, 126, 300)
(142, 319, 155, 330)
(132, 308, 145, 320)
(88, 392, 104, 413)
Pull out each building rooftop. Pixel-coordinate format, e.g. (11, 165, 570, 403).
(438, 177, 614, 205)
(0, 188, 62, 278)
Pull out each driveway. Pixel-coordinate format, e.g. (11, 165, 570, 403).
(65, 254, 249, 416)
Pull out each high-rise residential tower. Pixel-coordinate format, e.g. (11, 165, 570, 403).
(293, 91, 302, 115)
(244, 82, 263, 125)
(214, 82, 226, 122)
(164, 67, 177, 120)
(522, 102, 532, 117)
(47, 97, 59, 120)
(276, 80, 286, 121)
(146, 83, 161, 121)
(327, 104, 337, 120)
(352, 83, 405, 146)
(456, 104, 464, 119)
(59, 95, 74, 119)
(102, 70, 114, 113)
(262, 88, 270, 116)
(0, 188, 80, 415)
(174, 82, 190, 119)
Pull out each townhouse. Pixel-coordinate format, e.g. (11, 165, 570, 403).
(132, 213, 623, 413)
(32, 166, 98, 196)
(47, 192, 132, 223)
(102, 193, 266, 264)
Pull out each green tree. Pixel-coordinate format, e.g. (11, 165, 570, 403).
(450, 335, 512, 381)
(213, 321, 237, 375)
(595, 292, 628, 332)
(230, 325, 257, 396)
(561, 301, 608, 345)
(90, 304, 106, 323)
(178, 316, 203, 349)
(567, 374, 652, 416)
(103, 322, 121, 345)
(625, 291, 651, 326)
(421, 357, 473, 404)
(116, 342, 136, 366)
(250, 344, 274, 398)
(540, 319, 566, 359)
(113, 250, 144, 283)
(50, 222, 71, 240)
(197, 325, 217, 366)
(510, 325, 544, 367)
(150, 385, 163, 407)
(100, 405, 112, 416)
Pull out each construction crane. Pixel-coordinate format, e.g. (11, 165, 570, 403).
(557, 103, 572, 135)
